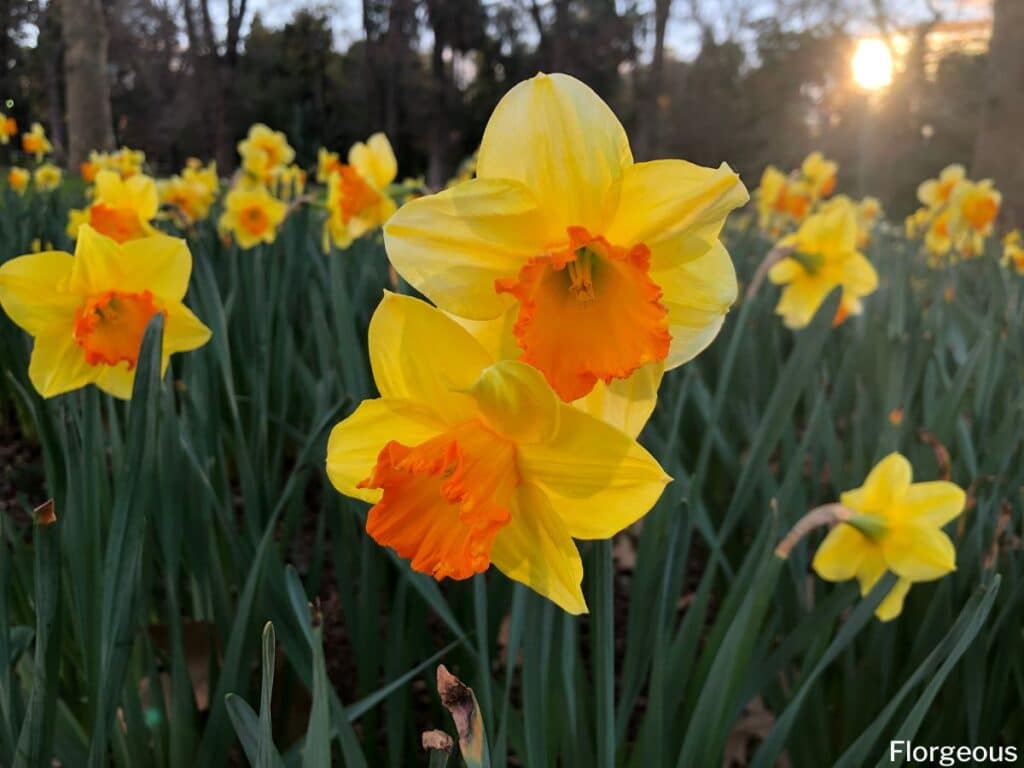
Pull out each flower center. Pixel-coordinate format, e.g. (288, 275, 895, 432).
(334, 166, 381, 224)
(240, 205, 270, 235)
(495, 226, 671, 402)
(358, 420, 517, 580)
(88, 203, 147, 243)
(73, 290, 164, 368)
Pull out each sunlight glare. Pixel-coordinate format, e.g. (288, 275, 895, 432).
(852, 38, 893, 91)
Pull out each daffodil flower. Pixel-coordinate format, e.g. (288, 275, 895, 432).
(1002, 230, 1024, 275)
(768, 200, 878, 329)
(325, 293, 669, 614)
(811, 452, 965, 621)
(7, 166, 29, 194)
(218, 184, 288, 250)
(69, 170, 160, 243)
(917, 164, 965, 210)
(0, 112, 16, 144)
(0, 225, 211, 399)
(33, 164, 62, 192)
(950, 179, 1001, 257)
(382, 73, 747, 435)
(21, 122, 52, 160)
(323, 133, 398, 250)
(238, 123, 295, 183)
(801, 151, 838, 199)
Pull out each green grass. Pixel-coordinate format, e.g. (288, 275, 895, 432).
(0, 183, 1021, 766)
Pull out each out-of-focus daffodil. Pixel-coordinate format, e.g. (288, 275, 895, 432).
(325, 293, 669, 614)
(21, 122, 52, 160)
(159, 171, 217, 224)
(383, 73, 747, 434)
(801, 151, 838, 199)
(917, 164, 964, 211)
(68, 170, 159, 243)
(0, 113, 17, 144)
(218, 184, 288, 249)
(33, 163, 63, 191)
(238, 124, 294, 184)
(768, 200, 878, 328)
(1002, 230, 1024, 275)
(274, 164, 307, 201)
(8, 166, 30, 194)
(323, 133, 397, 250)
(950, 179, 1000, 258)
(316, 148, 344, 183)
(811, 452, 965, 621)
(0, 225, 211, 399)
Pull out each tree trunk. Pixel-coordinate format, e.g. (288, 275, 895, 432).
(60, 0, 115, 166)
(635, 0, 672, 159)
(973, 0, 1024, 226)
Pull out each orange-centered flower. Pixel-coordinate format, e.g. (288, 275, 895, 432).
(384, 73, 747, 424)
(72, 171, 159, 243)
(323, 133, 398, 250)
(495, 227, 670, 400)
(0, 225, 211, 399)
(326, 293, 669, 612)
(218, 185, 287, 250)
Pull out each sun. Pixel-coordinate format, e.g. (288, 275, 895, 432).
(851, 38, 893, 91)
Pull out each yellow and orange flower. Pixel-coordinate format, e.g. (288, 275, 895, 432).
(21, 122, 52, 160)
(323, 133, 398, 250)
(917, 164, 965, 211)
(325, 293, 668, 613)
(33, 163, 63, 191)
(0, 113, 17, 144)
(68, 171, 159, 243)
(159, 173, 217, 224)
(238, 124, 294, 183)
(316, 148, 344, 183)
(812, 452, 965, 621)
(801, 151, 838, 199)
(0, 225, 211, 399)
(1001, 230, 1024, 275)
(8, 166, 30, 194)
(950, 178, 1000, 258)
(218, 184, 288, 249)
(768, 199, 878, 329)
(383, 74, 747, 434)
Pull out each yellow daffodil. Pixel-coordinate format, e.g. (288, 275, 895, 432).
(924, 208, 954, 260)
(325, 293, 669, 613)
(1001, 230, 1024, 275)
(274, 164, 307, 201)
(905, 207, 930, 240)
(218, 184, 288, 249)
(950, 179, 1000, 258)
(238, 124, 294, 183)
(159, 173, 216, 224)
(7, 166, 30, 194)
(0, 113, 17, 144)
(812, 452, 965, 621)
(316, 148, 344, 183)
(756, 166, 789, 232)
(323, 133, 398, 250)
(114, 147, 146, 178)
(70, 170, 159, 243)
(182, 160, 218, 196)
(768, 200, 878, 329)
(21, 122, 52, 160)
(383, 73, 747, 436)
(917, 164, 964, 210)
(801, 151, 838, 199)
(80, 159, 100, 183)
(33, 163, 63, 191)
(0, 225, 211, 399)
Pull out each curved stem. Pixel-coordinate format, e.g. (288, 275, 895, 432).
(775, 503, 856, 559)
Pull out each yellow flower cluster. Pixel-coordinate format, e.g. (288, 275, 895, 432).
(80, 147, 147, 182)
(159, 159, 219, 225)
(906, 164, 1002, 266)
(1002, 230, 1024, 276)
(755, 152, 837, 237)
(0, 111, 17, 144)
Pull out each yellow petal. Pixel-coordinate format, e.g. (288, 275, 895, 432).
(652, 240, 737, 369)
(477, 73, 631, 240)
(490, 482, 587, 614)
(605, 160, 748, 249)
(572, 360, 663, 439)
(875, 578, 912, 622)
(0, 251, 78, 335)
(28, 331, 96, 398)
(854, 547, 887, 596)
(368, 293, 489, 423)
(466, 360, 560, 443)
(897, 482, 966, 527)
(774, 277, 834, 329)
(841, 251, 878, 295)
(383, 178, 550, 320)
(325, 398, 447, 504)
(118, 234, 194, 300)
(517, 406, 669, 539)
(446, 309, 521, 362)
(811, 523, 871, 582)
(349, 133, 397, 190)
(164, 303, 212, 354)
(94, 170, 125, 205)
(881, 523, 956, 581)
(94, 363, 136, 400)
(125, 175, 159, 220)
(845, 452, 912, 513)
(767, 257, 804, 285)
